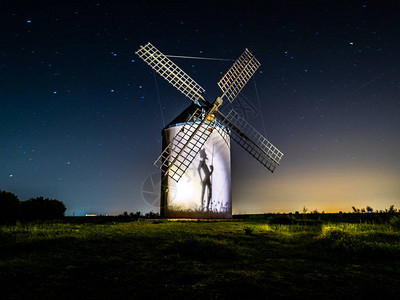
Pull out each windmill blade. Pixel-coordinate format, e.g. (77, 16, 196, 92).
(136, 42, 207, 104)
(215, 109, 283, 172)
(154, 107, 218, 182)
(218, 49, 261, 103)
(214, 123, 230, 147)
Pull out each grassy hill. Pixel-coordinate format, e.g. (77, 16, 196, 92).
(1, 218, 399, 299)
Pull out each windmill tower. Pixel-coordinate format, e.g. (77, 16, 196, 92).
(136, 43, 283, 218)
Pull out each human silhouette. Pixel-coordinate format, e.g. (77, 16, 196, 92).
(197, 148, 214, 211)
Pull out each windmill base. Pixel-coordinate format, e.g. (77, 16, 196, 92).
(160, 116, 232, 219)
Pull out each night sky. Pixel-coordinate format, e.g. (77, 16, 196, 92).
(1, 1, 399, 215)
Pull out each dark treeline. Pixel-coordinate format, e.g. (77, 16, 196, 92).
(0, 190, 66, 225)
(2, 188, 398, 226)
(236, 206, 400, 224)
(63, 211, 160, 224)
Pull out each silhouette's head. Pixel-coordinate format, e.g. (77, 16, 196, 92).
(199, 148, 208, 160)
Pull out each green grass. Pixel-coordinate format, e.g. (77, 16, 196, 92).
(1, 220, 399, 299)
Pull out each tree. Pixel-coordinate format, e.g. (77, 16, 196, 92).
(0, 190, 20, 225)
(387, 205, 396, 214)
(145, 211, 159, 219)
(129, 212, 141, 218)
(20, 197, 66, 221)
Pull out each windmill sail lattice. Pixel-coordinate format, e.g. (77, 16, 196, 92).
(216, 110, 283, 172)
(153, 108, 218, 182)
(218, 48, 261, 103)
(136, 42, 283, 183)
(136, 42, 207, 104)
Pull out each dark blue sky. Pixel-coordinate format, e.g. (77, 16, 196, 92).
(1, 0, 399, 215)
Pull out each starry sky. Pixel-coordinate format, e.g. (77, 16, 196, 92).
(1, 0, 399, 215)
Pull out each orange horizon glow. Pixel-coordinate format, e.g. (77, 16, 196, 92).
(232, 167, 400, 214)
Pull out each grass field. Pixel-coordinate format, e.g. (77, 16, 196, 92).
(1, 218, 400, 299)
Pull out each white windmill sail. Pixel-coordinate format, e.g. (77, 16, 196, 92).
(216, 110, 283, 172)
(136, 42, 207, 104)
(218, 48, 261, 103)
(136, 42, 283, 182)
(153, 107, 218, 182)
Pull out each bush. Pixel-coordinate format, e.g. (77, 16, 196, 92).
(295, 219, 323, 226)
(20, 197, 66, 221)
(0, 190, 20, 225)
(319, 228, 359, 252)
(268, 215, 294, 225)
(144, 211, 160, 219)
(389, 216, 400, 231)
(268, 215, 323, 227)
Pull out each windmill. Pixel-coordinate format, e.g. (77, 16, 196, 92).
(136, 43, 283, 218)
